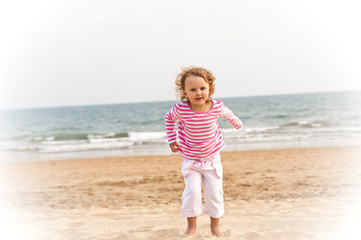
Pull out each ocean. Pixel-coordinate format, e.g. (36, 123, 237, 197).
(0, 91, 360, 162)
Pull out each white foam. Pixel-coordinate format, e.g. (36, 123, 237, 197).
(128, 131, 167, 142)
(244, 126, 280, 133)
(38, 140, 133, 153)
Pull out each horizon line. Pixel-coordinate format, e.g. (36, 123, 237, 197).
(1, 89, 360, 111)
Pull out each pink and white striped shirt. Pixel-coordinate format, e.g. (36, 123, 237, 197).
(165, 100, 243, 160)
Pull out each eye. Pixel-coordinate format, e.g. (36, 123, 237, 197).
(201, 87, 206, 90)
(191, 89, 196, 91)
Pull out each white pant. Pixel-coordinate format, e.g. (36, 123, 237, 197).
(180, 153, 224, 218)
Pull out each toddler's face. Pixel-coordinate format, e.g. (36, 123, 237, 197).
(183, 75, 210, 107)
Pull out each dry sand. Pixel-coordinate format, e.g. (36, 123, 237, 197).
(1, 146, 361, 240)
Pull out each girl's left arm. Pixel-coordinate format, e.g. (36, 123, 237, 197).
(220, 105, 243, 129)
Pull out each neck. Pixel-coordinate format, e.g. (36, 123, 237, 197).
(189, 100, 212, 112)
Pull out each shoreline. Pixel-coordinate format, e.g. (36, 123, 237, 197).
(1, 146, 361, 239)
(2, 141, 361, 164)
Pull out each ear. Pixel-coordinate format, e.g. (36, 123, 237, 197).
(209, 88, 214, 96)
(183, 90, 188, 98)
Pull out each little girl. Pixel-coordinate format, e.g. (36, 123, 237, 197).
(165, 66, 243, 236)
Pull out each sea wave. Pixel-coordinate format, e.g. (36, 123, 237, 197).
(280, 121, 330, 128)
(1, 131, 167, 154)
(2, 123, 361, 155)
(23, 132, 130, 143)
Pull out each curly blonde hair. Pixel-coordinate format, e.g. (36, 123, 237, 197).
(175, 66, 216, 102)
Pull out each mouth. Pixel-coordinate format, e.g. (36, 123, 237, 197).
(195, 98, 203, 101)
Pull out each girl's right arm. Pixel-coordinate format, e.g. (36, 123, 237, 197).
(165, 104, 181, 151)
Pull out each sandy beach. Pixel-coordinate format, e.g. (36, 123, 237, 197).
(1, 146, 361, 240)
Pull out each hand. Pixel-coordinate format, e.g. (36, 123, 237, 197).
(169, 142, 179, 153)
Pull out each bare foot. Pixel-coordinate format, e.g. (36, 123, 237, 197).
(210, 217, 224, 237)
(184, 217, 197, 235)
(184, 225, 197, 236)
(211, 226, 224, 237)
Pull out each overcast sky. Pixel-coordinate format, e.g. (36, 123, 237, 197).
(1, 0, 360, 109)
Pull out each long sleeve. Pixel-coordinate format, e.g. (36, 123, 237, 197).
(165, 104, 180, 143)
(220, 105, 243, 129)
